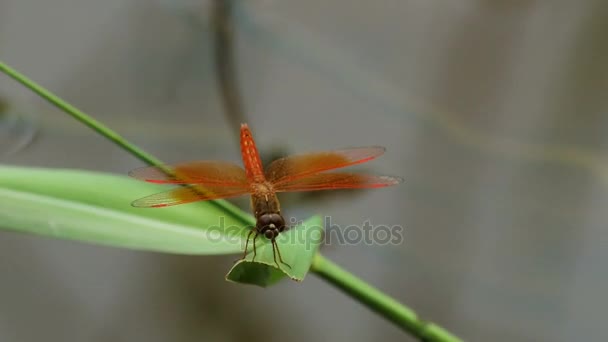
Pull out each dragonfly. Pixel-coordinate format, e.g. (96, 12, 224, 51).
(129, 123, 403, 269)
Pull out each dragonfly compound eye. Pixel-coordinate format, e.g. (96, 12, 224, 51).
(257, 213, 286, 231)
(268, 213, 285, 231)
(258, 214, 272, 229)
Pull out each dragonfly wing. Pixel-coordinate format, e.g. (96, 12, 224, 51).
(131, 185, 250, 208)
(265, 147, 386, 185)
(129, 161, 248, 186)
(273, 173, 403, 192)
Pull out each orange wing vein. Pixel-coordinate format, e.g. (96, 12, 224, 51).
(129, 161, 248, 186)
(273, 173, 403, 192)
(265, 147, 386, 185)
(131, 185, 250, 208)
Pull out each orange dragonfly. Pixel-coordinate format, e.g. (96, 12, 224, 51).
(130, 124, 402, 269)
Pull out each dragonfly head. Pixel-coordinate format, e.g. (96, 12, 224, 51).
(257, 212, 285, 240)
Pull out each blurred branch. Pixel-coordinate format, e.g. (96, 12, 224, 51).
(211, 0, 248, 136)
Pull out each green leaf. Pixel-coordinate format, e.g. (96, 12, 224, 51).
(0, 166, 323, 287)
(0, 165, 253, 254)
(226, 215, 324, 287)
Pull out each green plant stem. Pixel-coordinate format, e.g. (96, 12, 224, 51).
(0, 60, 252, 226)
(311, 253, 462, 342)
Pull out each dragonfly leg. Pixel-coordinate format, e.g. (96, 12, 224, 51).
(236, 229, 256, 263)
(251, 232, 259, 262)
(272, 239, 291, 269)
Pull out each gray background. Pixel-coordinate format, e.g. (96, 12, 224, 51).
(1, 1, 607, 341)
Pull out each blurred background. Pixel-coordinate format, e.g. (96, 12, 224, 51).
(1, 0, 607, 341)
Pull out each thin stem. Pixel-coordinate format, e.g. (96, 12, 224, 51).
(311, 253, 463, 342)
(0, 60, 252, 226)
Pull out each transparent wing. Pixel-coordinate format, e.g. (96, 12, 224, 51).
(129, 161, 248, 186)
(266, 147, 386, 185)
(131, 185, 250, 208)
(273, 173, 403, 192)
